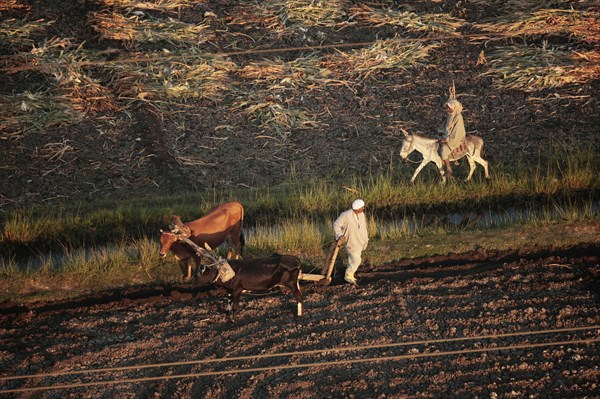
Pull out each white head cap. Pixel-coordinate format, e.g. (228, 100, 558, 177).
(445, 99, 463, 114)
(352, 199, 365, 210)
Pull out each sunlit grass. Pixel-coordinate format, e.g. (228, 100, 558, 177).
(1, 197, 598, 304)
(1, 211, 41, 244)
(293, 181, 340, 213)
(1, 143, 597, 252)
(375, 217, 414, 241)
(0, 237, 181, 302)
(247, 219, 327, 257)
(0, 257, 19, 279)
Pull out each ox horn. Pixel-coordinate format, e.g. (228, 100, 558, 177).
(400, 128, 409, 137)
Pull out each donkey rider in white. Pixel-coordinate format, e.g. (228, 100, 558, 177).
(437, 98, 466, 176)
(333, 199, 369, 286)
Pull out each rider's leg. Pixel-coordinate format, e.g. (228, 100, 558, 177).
(444, 158, 453, 175)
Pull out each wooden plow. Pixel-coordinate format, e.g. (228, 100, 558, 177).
(298, 238, 343, 285)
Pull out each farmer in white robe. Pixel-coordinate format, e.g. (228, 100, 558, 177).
(333, 199, 369, 286)
(437, 98, 466, 176)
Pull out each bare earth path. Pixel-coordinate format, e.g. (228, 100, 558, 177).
(1, 245, 599, 398)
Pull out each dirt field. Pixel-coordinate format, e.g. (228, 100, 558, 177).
(1, 0, 599, 207)
(1, 245, 599, 398)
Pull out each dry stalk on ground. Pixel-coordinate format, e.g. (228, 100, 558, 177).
(90, 11, 215, 47)
(324, 38, 439, 80)
(0, 0, 28, 12)
(273, 0, 350, 27)
(236, 98, 319, 140)
(1, 37, 121, 135)
(0, 90, 81, 139)
(109, 56, 235, 105)
(98, 0, 201, 14)
(350, 4, 464, 35)
(0, 18, 53, 52)
(481, 44, 600, 91)
(225, 3, 286, 35)
(236, 55, 345, 90)
(57, 71, 121, 114)
(28, 38, 120, 115)
(40, 139, 75, 163)
(475, 9, 600, 43)
(167, 135, 218, 167)
(468, 0, 590, 13)
(1, 37, 73, 74)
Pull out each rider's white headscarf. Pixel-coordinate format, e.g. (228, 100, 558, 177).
(446, 99, 463, 115)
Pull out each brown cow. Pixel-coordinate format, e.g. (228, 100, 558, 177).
(159, 202, 245, 280)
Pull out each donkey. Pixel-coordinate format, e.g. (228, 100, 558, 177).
(399, 129, 490, 183)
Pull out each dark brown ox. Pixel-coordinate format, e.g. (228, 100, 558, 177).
(195, 252, 303, 318)
(159, 202, 245, 280)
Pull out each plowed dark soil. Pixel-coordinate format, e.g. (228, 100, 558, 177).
(2, 245, 599, 398)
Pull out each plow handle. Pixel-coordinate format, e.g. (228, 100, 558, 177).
(322, 237, 344, 280)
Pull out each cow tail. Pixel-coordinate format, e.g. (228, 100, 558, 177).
(239, 204, 245, 256)
(240, 229, 246, 256)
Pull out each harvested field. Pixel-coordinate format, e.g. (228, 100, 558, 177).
(0, 0, 598, 206)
